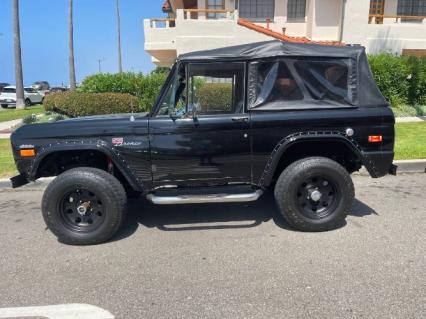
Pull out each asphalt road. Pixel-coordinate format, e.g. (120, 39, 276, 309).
(0, 174, 425, 318)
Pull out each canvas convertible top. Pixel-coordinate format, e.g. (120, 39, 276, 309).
(178, 40, 362, 61)
(178, 41, 388, 108)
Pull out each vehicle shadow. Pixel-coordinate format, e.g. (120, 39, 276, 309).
(110, 191, 377, 242)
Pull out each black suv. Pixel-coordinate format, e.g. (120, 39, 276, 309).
(10, 41, 396, 245)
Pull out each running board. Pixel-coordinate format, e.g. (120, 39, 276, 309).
(146, 190, 263, 205)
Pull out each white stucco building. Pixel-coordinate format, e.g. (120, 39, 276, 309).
(144, 0, 426, 66)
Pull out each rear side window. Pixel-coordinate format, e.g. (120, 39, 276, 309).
(252, 61, 304, 107)
(294, 60, 350, 104)
(2, 88, 16, 93)
(249, 58, 353, 109)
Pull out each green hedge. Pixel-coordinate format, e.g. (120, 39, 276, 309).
(44, 91, 140, 117)
(79, 72, 167, 112)
(197, 83, 233, 112)
(368, 54, 426, 107)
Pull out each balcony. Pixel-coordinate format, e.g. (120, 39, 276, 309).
(369, 14, 426, 24)
(144, 8, 271, 66)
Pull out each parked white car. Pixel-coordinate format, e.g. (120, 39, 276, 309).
(0, 86, 44, 108)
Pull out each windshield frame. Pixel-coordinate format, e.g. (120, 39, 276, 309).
(150, 63, 178, 117)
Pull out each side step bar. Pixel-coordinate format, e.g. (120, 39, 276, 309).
(146, 190, 263, 205)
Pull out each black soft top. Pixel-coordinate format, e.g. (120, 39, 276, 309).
(178, 40, 388, 108)
(178, 40, 363, 61)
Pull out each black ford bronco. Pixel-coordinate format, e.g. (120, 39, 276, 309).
(10, 41, 396, 245)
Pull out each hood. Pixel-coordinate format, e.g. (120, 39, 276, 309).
(11, 112, 149, 143)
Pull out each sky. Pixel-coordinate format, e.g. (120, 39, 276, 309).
(0, 0, 164, 86)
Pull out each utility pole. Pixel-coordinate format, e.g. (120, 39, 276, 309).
(98, 58, 105, 73)
(12, 0, 25, 108)
(115, 0, 123, 73)
(68, 0, 77, 90)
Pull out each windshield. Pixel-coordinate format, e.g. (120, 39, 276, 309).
(156, 64, 186, 116)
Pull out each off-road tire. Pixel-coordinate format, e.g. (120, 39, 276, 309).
(274, 157, 354, 232)
(42, 167, 127, 245)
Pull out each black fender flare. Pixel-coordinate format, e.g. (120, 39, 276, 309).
(258, 131, 364, 187)
(30, 140, 143, 192)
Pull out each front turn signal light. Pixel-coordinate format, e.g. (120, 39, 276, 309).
(20, 149, 36, 157)
(368, 135, 383, 143)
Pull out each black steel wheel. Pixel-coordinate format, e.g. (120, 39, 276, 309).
(274, 157, 354, 232)
(296, 176, 339, 220)
(60, 188, 106, 233)
(42, 167, 127, 245)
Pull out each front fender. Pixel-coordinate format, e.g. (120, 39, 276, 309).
(258, 131, 364, 187)
(30, 140, 143, 192)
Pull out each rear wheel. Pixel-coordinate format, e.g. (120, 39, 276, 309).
(274, 157, 354, 231)
(42, 167, 127, 245)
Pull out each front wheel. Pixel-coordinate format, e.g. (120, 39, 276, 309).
(25, 98, 31, 106)
(42, 167, 127, 245)
(1, 104, 8, 109)
(274, 157, 354, 232)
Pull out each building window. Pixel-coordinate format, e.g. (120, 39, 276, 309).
(397, 0, 426, 17)
(369, 0, 385, 24)
(239, 0, 275, 21)
(207, 0, 225, 19)
(287, 0, 306, 22)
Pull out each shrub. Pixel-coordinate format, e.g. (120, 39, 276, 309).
(22, 114, 37, 124)
(368, 53, 411, 107)
(197, 83, 233, 112)
(43, 91, 140, 117)
(79, 72, 167, 112)
(405, 56, 426, 106)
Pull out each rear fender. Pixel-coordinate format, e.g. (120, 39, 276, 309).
(258, 131, 363, 187)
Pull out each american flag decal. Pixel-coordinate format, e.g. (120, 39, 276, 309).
(112, 137, 124, 146)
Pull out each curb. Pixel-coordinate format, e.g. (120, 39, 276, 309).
(0, 160, 424, 190)
(395, 116, 426, 123)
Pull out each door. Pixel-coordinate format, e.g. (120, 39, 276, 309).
(149, 62, 251, 187)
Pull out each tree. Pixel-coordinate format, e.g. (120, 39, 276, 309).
(68, 0, 77, 90)
(12, 0, 25, 109)
(115, 0, 123, 73)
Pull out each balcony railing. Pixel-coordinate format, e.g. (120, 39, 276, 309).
(146, 9, 238, 30)
(369, 14, 426, 24)
(183, 8, 236, 20)
(148, 18, 176, 28)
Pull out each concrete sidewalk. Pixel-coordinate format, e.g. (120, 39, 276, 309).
(0, 119, 21, 138)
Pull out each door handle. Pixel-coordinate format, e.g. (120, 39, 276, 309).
(231, 116, 249, 123)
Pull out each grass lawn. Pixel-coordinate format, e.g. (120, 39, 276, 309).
(394, 122, 426, 160)
(0, 139, 16, 178)
(0, 104, 44, 123)
(0, 122, 425, 179)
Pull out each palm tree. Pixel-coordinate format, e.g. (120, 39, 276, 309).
(68, 0, 77, 90)
(12, 0, 25, 109)
(115, 0, 123, 73)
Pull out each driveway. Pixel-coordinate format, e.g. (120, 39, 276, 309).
(0, 174, 425, 318)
